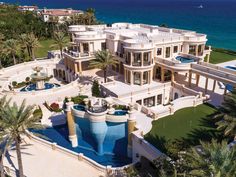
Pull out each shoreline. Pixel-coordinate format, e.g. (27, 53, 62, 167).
(1, 1, 236, 51)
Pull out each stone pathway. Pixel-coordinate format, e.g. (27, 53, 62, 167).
(4, 137, 105, 177)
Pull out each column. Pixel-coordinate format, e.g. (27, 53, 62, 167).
(196, 74, 200, 86)
(88, 42, 90, 56)
(127, 103, 136, 158)
(171, 70, 175, 82)
(74, 62, 78, 73)
(161, 67, 165, 82)
(195, 45, 198, 56)
(79, 43, 84, 53)
(141, 52, 144, 66)
(141, 72, 143, 86)
(205, 77, 209, 94)
(131, 52, 134, 65)
(150, 69, 153, 83)
(124, 68, 127, 83)
(65, 99, 78, 147)
(207, 54, 210, 63)
(78, 61, 82, 74)
(212, 80, 216, 92)
(130, 71, 133, 85)
(188, 71, 192, 87)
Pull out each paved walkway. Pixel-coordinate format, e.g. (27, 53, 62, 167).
(4, 137, 105, 177)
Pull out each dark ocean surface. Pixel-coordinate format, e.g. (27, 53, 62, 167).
(3, 0, 236, 50)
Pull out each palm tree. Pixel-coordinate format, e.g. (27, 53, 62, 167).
(182, 140, 236, 177)
(0, 96, 11, 177)
(26, 33, 40, 60)
(89, 50, 118, 83)
(50, 31, 68, 58)
(4, 39, 18, 65)
(19, 34, 30, 58)
(215, 88, 236, 139)
(0, 99, 43, 177)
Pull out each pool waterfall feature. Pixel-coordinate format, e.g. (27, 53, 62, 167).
(65, 97, 136, 158)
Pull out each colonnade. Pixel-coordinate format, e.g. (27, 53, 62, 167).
(188, 71, 228, 95)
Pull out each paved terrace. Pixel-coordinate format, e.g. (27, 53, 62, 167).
(4, 137, 105, 177)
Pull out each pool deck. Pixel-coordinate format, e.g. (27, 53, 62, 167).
(4, 136, 105, 177)
(216, 59, 236, 67)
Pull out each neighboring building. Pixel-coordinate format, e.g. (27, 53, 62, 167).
(56, 23, 231, 107)
(40, 8, 83, 23)
(18, 5, 38, 12)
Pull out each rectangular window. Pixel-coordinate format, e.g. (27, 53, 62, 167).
(198, 45, 203, 56)
(173, 46, 178, 53)
(143, 71, 148, 84)
(143, 52, 151, 66)
(126, 52, 131, 65)
(157, 94, 162, 105)
(101, 42, 106, 50)
(133, 53, 141, 66)
(155, 67, 161, 80)
(189, 45, 196, 55)
(83, 43, 89, 53)
(144, 96, 155, 107)
(120, 43, 124, 55)
(165, 47, 171, 58)
(157, 48, 162, 56)
(134, 72, 141, 85)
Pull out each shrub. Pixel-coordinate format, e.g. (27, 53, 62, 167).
(92, 80, 100, 97)
(12, 81, 17, 87)
(50, 103, 62, 112)
(33, 107, 43, 119)
(25, 77, 30, 82)
(71, 95, 88, 105)
(16, 81, 26, 88)
(114, 104, 128, 110)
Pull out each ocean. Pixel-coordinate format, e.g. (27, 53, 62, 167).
(3, 0, 236, 50)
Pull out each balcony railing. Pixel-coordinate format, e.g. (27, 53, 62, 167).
(63, 49, 94, 59)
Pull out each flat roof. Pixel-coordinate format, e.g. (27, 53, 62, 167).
(102, 80, 165, 97)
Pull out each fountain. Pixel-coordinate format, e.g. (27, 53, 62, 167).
(31, 66, 48, 90)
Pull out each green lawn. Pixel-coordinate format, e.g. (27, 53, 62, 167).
(145, 104, 219, 149)
(208, 49, 236, 64)
(35, 39, 57, 58)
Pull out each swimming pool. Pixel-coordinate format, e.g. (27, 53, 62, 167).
(225, 65, 236, 71)
(73, 104, 86, 111)
(113, 110, 128, 116)
(20, 83, 60, 92)
(176, 56, 194, 63)
(32, 121, 131, 167)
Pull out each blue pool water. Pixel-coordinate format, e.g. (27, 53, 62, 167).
(176, 56, 194, 63)
(33, 121, 131, 167)
(225, 66, 236, 92)
(20, 83, 60, 92)
(73, 104, 86, 111)
(113, 110, 128, 116)
(225, 66, 236, 71)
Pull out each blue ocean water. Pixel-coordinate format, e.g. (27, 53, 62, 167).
(4, 0, 236, 50)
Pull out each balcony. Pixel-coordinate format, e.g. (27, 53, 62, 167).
(63, 49, 94, 60)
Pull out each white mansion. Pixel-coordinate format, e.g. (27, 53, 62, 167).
(53, 22, 236, 108)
